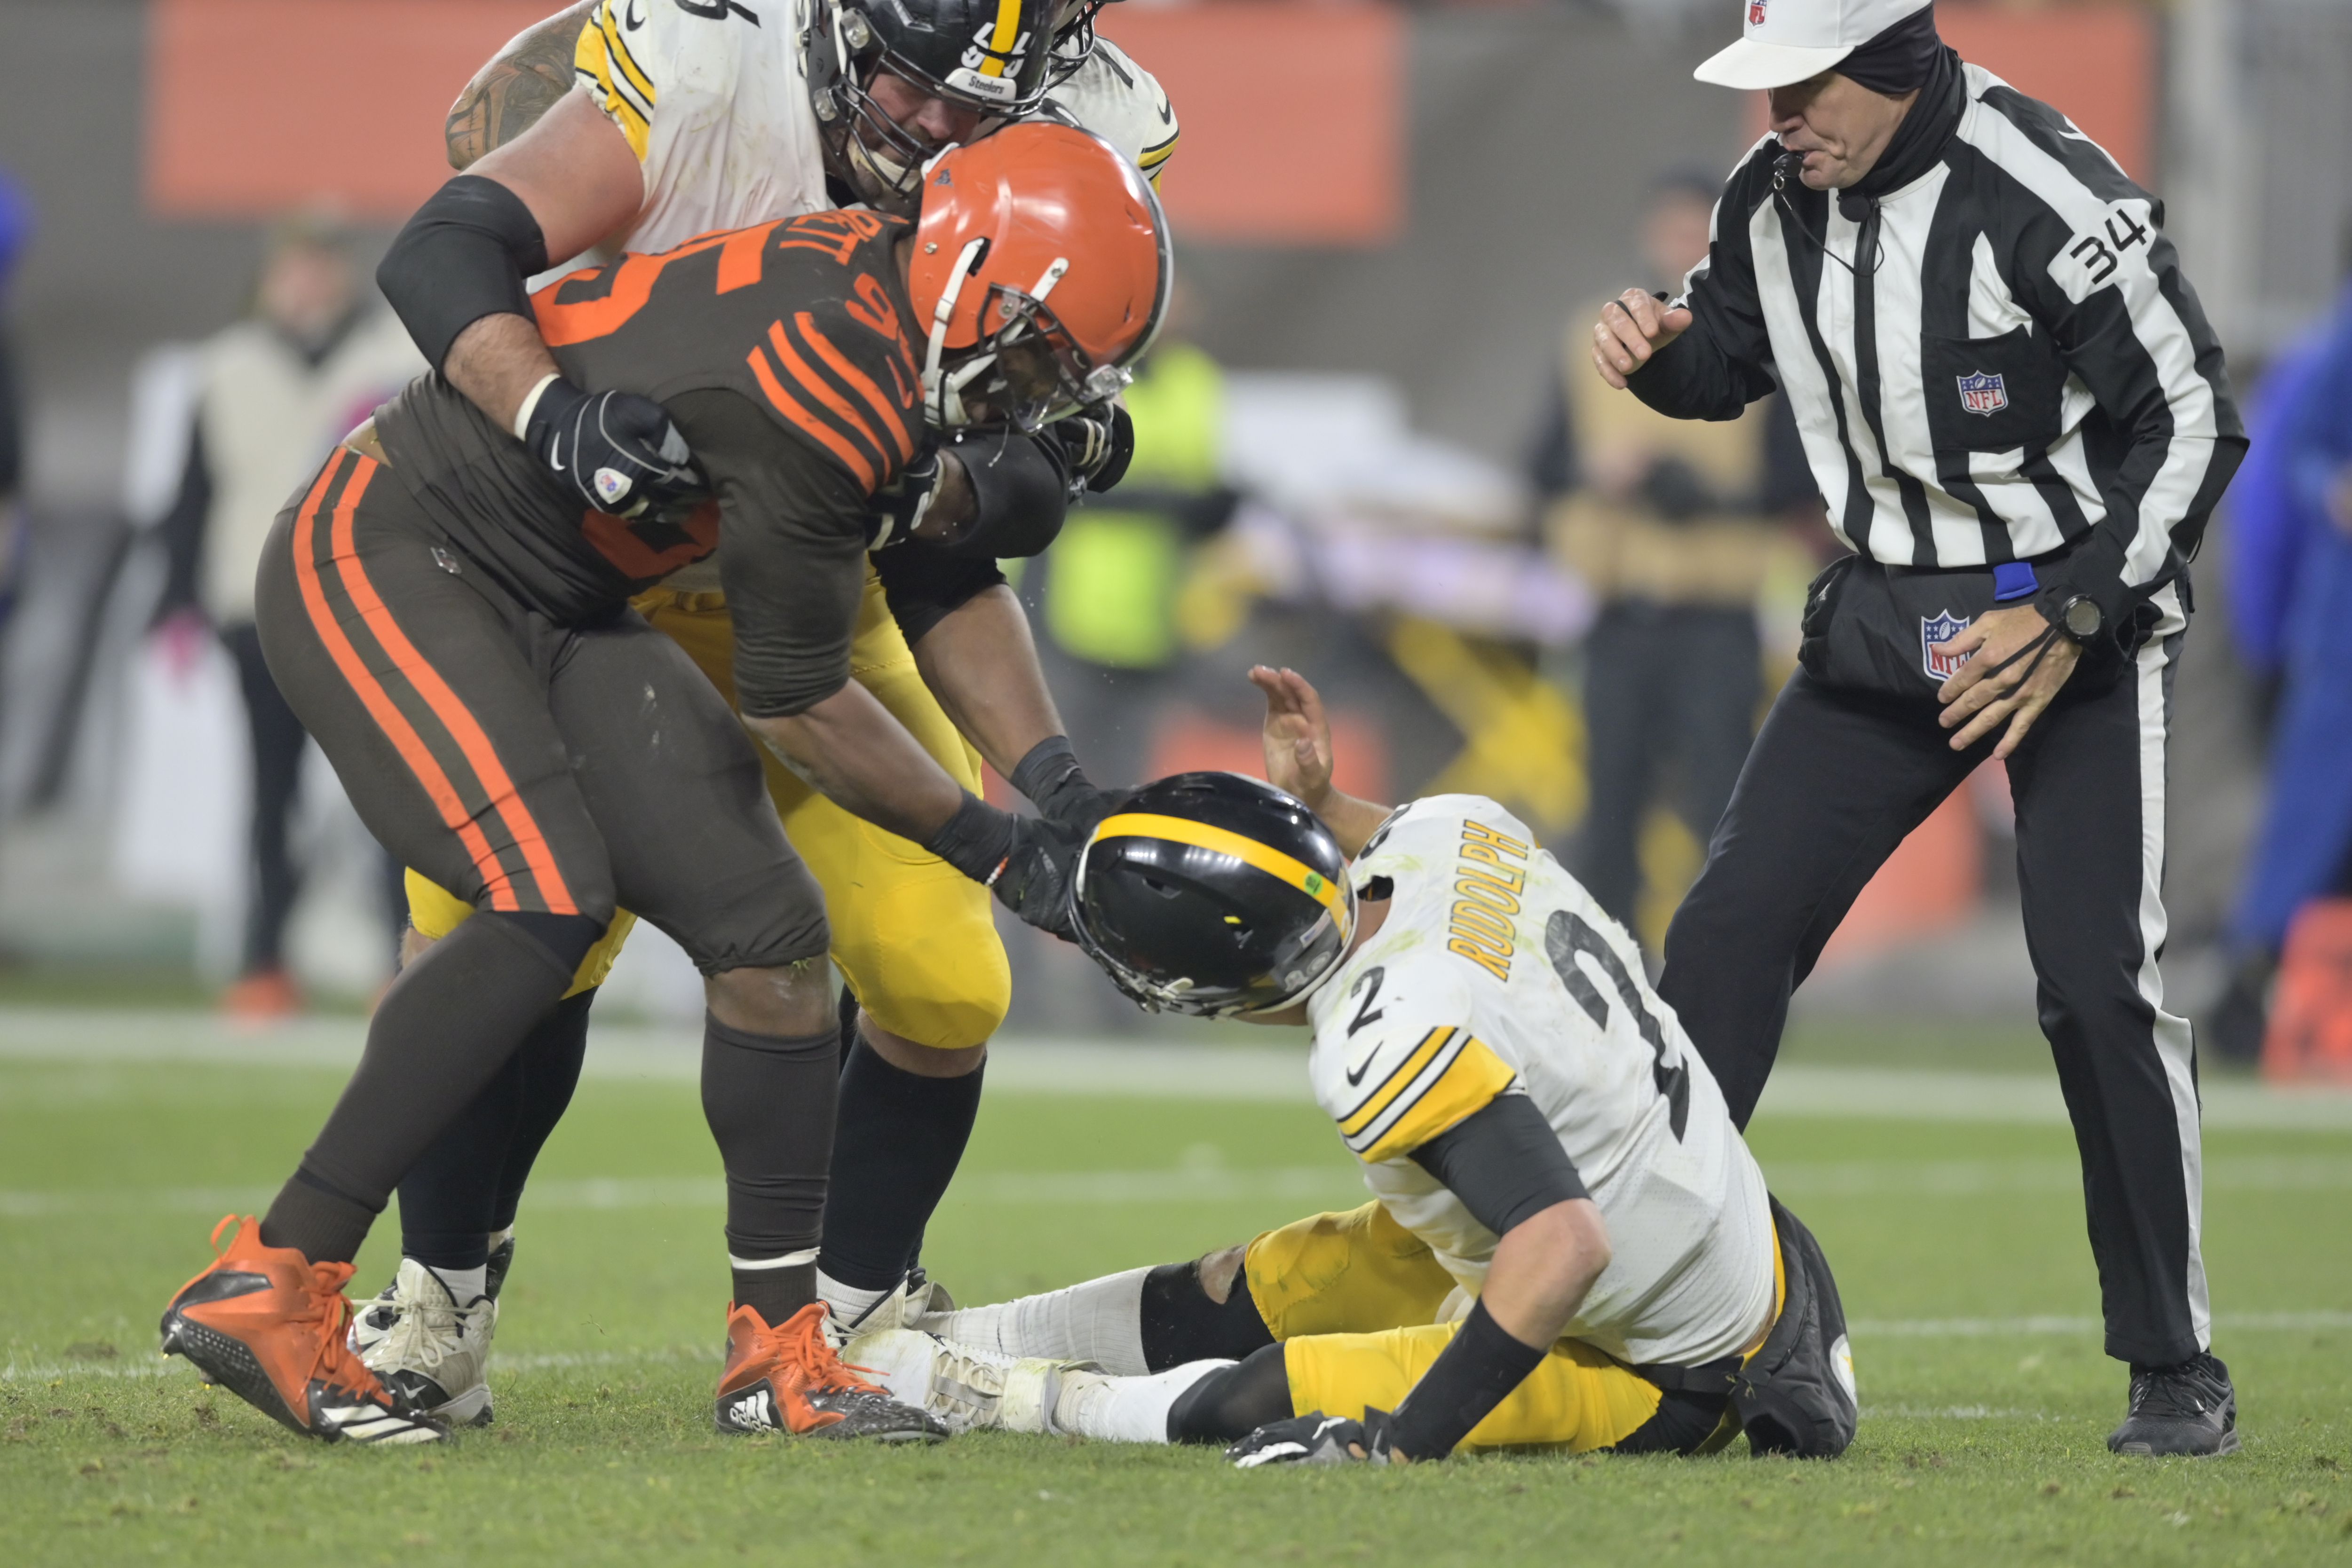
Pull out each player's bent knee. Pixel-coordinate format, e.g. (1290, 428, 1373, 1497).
(1140, 1258, 1277, 1372)
(706, 961, 834, 1038)
(1165, 1343, 1293, 1444)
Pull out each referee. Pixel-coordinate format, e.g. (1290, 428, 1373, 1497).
(1593, 0, 2246, 1456)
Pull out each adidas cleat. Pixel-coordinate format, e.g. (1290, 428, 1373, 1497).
(161, 1216, 445, 1445)
(840, 1327, 1068, 1434)
(2109, 1352, 2239, 1457)
(350, 1258, 497, 1427)
(714, 1302, 947, 1442)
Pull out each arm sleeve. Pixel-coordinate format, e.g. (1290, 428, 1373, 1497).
(1987, 96, 2247, 630)
(1410, 1093, 1588, 1237)
(1626, 155, 1780, 423)
(874, 543, 1006, 647)
(152, 417, 211, 623)
(679, 390, 871, 717)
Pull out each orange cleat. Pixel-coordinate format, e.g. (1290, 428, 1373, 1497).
(160, 1215, 445, 1445)
(221, 969, 303, 1023)
(713, 1301, 946, 1442)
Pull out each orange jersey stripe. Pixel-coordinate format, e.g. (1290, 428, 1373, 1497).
(323, 464, 578, 916)
(765, 321, 889, 473)
(749, 343, 878, 491)
(288, 456, 524, 912)
(796, 313, 914, 464)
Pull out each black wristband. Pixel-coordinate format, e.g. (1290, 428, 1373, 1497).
(921, 790, 1019, 886)
(1387, 1299, 1549, 1461)
(377, 175, 551, 372)
(1009, 736, 1091, 815)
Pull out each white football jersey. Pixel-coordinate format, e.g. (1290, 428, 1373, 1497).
(1303, 796, 1776, 1369)
(575, 0, 1179, 257)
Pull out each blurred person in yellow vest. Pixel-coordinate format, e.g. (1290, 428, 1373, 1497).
(1033, 285, 1238, 786)
(151, 211, 425, 1019)
(1530, 169, 1816, 944)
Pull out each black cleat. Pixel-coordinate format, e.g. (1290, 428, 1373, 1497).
(2109, 1352, 2238, 1457)
(485, 1235, 517, 1302)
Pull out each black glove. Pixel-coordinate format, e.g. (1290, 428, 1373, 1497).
(923, 791, 1082, 940)
(522, 378, 701, 519)
(1049, 403, 1135, 496)
(868, 447, 944, 551)
(1008, 735, 1121, 836)
(1226, 1410, 1399, 1469)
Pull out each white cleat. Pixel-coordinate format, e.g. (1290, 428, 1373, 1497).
(349, 1258, 497, 1427)
(840, 1327, 1071, 1434)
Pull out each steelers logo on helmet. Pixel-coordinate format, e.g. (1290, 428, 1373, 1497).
(1070, 773, 1355, 1017)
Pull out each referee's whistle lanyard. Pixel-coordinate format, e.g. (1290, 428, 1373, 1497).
(1770, 152, 1885, 278)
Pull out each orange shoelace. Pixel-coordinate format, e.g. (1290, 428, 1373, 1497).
(295, 1260, 387, 1399)
(769, 1312, 887, 1397)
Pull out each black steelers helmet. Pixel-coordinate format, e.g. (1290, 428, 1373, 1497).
(1070, 773, 1356, 1017)
(807, 0, 1056, 211)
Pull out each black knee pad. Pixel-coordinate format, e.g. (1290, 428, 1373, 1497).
(1140, 1259, 1277, 1372)
(1166, 1342, 1293, 1445)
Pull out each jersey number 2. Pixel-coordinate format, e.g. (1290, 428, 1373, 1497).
(1545, 911, 1690, 1140)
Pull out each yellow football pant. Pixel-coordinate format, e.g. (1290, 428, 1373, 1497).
(407, 574, 1012, 1048)
(1243, 1202, 1784, 1454)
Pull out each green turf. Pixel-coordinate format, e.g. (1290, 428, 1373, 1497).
(3, 1031, 2349, 1566)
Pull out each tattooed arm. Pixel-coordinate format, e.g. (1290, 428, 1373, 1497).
(446, 1, 600, 170)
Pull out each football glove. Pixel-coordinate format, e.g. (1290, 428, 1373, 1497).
(924, 793, 1083, 942)
(1008, 736, 1122, 837)
(1049, 403, 1134, 496)
(521, 377, 702, 519)
(1226, 1409, 1399, 1469)
(868, 448, 944, 551)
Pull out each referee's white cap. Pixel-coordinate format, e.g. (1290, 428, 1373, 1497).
(1693, 0, 1931, 90)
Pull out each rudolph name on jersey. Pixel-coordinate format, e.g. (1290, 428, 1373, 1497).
(1303, 796, 1778, 1370)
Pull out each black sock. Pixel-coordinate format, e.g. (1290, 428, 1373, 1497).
(731, 1261, 818, 1326)
(701, 1014, 837, 1314)
(817, 1034, 984, 1291)
(273, 909, 600, 1263)
(394, 987, 595, 1269)
(260, 1166, 380, 1265)
(1166, 1342, 1294, 1444)
(489, 987, 595, 1230)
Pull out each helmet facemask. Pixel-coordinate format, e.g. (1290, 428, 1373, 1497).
(920, 243, 1134, 431)
(809, 5, 1039, 215)
(1045, 0, 1111, 87)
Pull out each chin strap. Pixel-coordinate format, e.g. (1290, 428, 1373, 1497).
(922, 237, 990, 428)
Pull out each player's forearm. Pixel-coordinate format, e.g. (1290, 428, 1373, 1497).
(1480, 1198, 1610, 1350)
(910, 585, 1067, 779)
(448, 1, 600, 170)
(745, 681, 968, 847)
(443, 314, 562, 436)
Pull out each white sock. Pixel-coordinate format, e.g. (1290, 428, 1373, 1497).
(1052, 1360, 1231, 1444)
(817, 1269, 893, 1331)
(428, 1263, 488, 1304)
(927, 1266, 1153, 1374)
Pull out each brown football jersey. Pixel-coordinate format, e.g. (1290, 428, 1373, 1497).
(374, 208, 924, 714)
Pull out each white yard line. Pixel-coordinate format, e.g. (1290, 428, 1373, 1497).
(6, 1009, 2350, 1127)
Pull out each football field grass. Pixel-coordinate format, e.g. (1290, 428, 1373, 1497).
(3, 1012, 2351, 1566)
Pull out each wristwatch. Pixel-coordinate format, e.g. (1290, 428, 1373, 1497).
(2054, 594, 2103, 642)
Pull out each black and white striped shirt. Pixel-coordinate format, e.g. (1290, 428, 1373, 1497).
(1631, 62, 2245, 630)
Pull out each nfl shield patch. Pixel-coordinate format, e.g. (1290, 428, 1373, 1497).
(1921, 610, 1973, 682)
(1747, 0, 1766, 22)
(1956, 370, 2008, 416)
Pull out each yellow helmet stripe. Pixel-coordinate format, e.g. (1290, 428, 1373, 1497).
(981, 0, 1022, 77)
(1092, 813, 1344, 916)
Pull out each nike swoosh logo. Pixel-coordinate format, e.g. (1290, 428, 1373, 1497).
(625, 0, 644, 28)
(1343, 1040, 1381, 1086)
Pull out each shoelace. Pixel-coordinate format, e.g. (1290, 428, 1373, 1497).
(768, 1315, 890, 1398)
(372, 1283, 468, 1375)
(295, 1260, 388, 1398)
(2130, 1360, 2223, 1419)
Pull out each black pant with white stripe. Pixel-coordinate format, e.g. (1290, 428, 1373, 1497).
(1657, 565, 2208, 1368)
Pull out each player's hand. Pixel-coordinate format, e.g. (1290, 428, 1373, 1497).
(1227, 1410, 1401, 1468)
(1591, 289, 1693, 390)
(1934, 602, 2082, 759)
(522, 378, 702, 519)
(990, 812, 1084, 941)
(1249, 665, 1334, 810)
(1049, 402, 1135, 495)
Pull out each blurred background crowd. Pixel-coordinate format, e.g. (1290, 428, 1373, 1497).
(0, 0, 2347, 1072)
